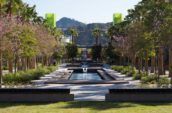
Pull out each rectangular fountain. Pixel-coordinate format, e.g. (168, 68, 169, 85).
(69, 73, 103, 81)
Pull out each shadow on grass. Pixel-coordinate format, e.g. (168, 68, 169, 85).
(60, 102, 172, 110)
(62, 101, 135, 110)
(0, 102, 172, 110)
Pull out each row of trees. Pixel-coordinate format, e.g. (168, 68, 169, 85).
(108, 0, 172, 77)
(0, 0, 62, 85)
(64, 27, 102, 61)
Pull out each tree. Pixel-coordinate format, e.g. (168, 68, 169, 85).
(107, 26, 116, 44)
(0, 0, 63, 87)
(92, 27, 101, 45)
(65, 43, 78, 62)
(6, 0, 23, 17)
(68, 28, 78, 44)
(91, 45, 102, 61)
(0, 0, 6, 15)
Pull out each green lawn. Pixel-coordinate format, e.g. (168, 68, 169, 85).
(0, 102, 172, 113)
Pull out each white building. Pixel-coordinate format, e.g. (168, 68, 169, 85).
(60, 35, 72, 45)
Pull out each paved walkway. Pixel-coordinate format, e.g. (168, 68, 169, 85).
(36, 82, 138, 101)
(33, 66, 140, 101)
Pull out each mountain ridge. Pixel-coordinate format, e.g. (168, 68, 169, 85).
(57, 17, 111, 46)
(57, 17, 86, 28)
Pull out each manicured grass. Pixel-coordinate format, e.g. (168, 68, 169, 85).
(0, 102, 172, 113)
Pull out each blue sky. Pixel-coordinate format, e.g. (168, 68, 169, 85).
(22, 0, 141, 24)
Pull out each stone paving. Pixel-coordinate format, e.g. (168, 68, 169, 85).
(36, 80, 139, 101)
(33, 65, 140, 101)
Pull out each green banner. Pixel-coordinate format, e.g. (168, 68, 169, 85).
(113, 13, 122, 25)
(45, 13, 56, 28)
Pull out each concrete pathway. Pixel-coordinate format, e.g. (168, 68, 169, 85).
(33, 67, 140, 101)
(36, 83, 138, 101)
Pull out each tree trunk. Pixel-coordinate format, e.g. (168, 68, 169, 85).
(96, 37, 98, 45)
(14, 55, 18, 73)
(151, 56, 155, 73)
(110, 37, 113, 45)
(158, 47, 164, 75)
(43, 56, 48, 66)
(30, 57, 36, 69)
(145, 50, 149, 73)
(119, 56, 122, 66)
(138, 58, 141, 73)
(132, 54, 136, 68)
(7, 0, 12, 17)
(8, 58, 13, 73)
(21, 57, 27, 71)
(169, 47, 172, 78)
(17, 57, 22, 71)
(140, 58, 143, 71)
(35, 57, 38, 68)
(155, 56, 158, 75)
(127, 57, 130, 65)
(26, 57, 30, 70)
(0, 50, 3, 87)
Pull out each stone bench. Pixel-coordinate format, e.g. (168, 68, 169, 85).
(0, 89, 74, 102)
(106, 89, 172, 102)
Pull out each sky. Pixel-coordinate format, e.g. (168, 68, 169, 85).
(22, 0, 141, 24)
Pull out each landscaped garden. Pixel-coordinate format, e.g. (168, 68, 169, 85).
(1, 0, 172, 112)
(0, 0, 172, 88)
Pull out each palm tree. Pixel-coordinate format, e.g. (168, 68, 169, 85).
(20, 4, 38, 23)
(107, 26, 115, 45)
(92, 27, 101, 45)
(68, 28, 78, 44)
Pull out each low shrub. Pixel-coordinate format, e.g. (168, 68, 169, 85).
(112, 65, 138, 77)
(133, 74, 141, 80)
(121, 67, 129, 74)
(158, 77, 170, 88)
(141, 74, 158, 84)
(111, 66, 124, 72)
(126, 67, 137, 77)
(3, 66, 57, 85)
(141, 74, 170, 87)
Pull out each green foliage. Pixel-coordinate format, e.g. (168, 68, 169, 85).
(19, 25, 37, 57)
(126, 67, 137, 77)
(91, 45, 102, 61)
(141, 74, 158, 84)
(133, 73, 142, 80)
(65, 43, 78, 60)
(141, 73, 170, 87)
(169, 66, 172, 72)
(3, 66, 57, 85)
(68, 28, 78, 44)
(104, 44, 116, 64)
(111, 64, 170, 86)
(121, 67, 130, 74)
(52, 51, 64, 63)
(111, 65, 124, 72)
(111, 65, 136, 77)
(158, 77, 170, 88)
